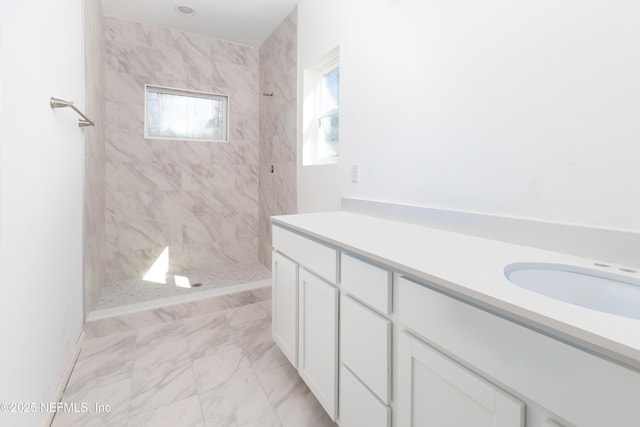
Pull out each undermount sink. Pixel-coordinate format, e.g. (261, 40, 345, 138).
(504, 263, 640, 319)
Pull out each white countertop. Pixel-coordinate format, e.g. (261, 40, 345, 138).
(272, 211, 640, 370)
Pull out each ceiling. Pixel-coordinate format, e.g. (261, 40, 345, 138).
(102, 0, 299, 47)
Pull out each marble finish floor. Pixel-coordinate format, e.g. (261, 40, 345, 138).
(52, 299, 337, 427)
(97, 262, 272, 309)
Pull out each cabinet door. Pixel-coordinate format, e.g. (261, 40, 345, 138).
(272, 251, 298, 367)
(298, 268, 339, 420)
(398, 332, 524, 427)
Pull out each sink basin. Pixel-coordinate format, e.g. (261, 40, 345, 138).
(504, 263, 640, 319)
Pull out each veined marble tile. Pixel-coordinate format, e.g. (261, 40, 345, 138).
(150, 139, 212, 165)
(230, 139, 259, 166)
(111, 162, 182, 192)
(237, 320, 288, 374)
(105, 17, 147, 47)
(135, 319, 185, 349)
(210, 39, 259, 68)
(105, 69, 146, 104)
(185, 311, 241, 361)
(192, 347, 252, 394)
(238, 413, 282, 427)
(259, 300, 272, 318)
(227, 302, 270, 337)
(257, 7, 298, 270)
(182, 213, 238, 245)
(65, 332, 136, 395)
(181, 164, 236, 192)
(235, 213, 259, 240)
(127, 395, 204, 427)
(109, 217, 182, 252)
(199, 370, 273, 427)
(105, 16, 264, 283)
(51, 378, 132, 427)
(84, 0, 105, 316)
(130, 337, 197, 414)
(105, 131, 150, 164)
(257, 364, 337, 427)
(106, 191, 154, 221)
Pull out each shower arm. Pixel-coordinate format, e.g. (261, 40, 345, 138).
(50, 97, 95, 127)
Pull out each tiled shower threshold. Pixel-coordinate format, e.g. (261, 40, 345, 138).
(87, 278, 272, 321)
(90, 261, 272, 320)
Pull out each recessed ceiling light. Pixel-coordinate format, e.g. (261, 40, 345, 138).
(175, 5, 196, 16)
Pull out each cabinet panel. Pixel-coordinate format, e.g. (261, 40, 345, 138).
(341, 295, 391, 403)
(272, 225, 337, 283)
(298, 269, 338, 420)
(272, 251, 298, 367)
(340, 253, 392, 315)
(339, 364, 390, 427)
(398, 276, 640, 427)
(398, 332, 524, 427)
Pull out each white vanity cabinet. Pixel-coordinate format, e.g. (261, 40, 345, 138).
(271, 225, 339, 420)
(272, 214, 640, 427)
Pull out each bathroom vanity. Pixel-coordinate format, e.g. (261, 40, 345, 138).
(270, 211, 640, 427)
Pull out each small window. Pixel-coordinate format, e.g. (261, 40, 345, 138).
(303, 47, 340, 165)
(145, 85, 228, 142)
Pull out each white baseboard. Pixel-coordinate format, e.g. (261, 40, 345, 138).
(43, 331, 84, 427)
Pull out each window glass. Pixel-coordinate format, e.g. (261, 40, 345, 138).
(319, 114, 339, 158)
(321, 67, 340, 113)
(145, 85, 228, 142)
(302, 47, 340, 166)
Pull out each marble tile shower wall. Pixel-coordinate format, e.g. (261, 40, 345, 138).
(104, 17, 260, 282)
(258, 9, 298, 267)
(84, 0, 106, 313)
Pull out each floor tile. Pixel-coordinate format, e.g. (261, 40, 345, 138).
(185, 311, 241, 361)
(238, 412, 281, 427)
(65, 331, 136, 395)
(228, 302, 270, 336)
(130, 338, 197, 414)
(258, 364, 337, 427)
(51, 378, 131, 427)
(127, 395, 204, 427)
(135, 319, 185, 349)
(237, 322, 288, 374)
(199, 372, 273, 427)
(71, 295, 334, 427)
(192, 347, 252, 394)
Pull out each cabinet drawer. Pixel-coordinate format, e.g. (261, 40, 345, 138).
(341, 295, 391, 403)
(272, 225, 337, 284)
(340, 253, 391, 315)
(339, 364, 390, 427)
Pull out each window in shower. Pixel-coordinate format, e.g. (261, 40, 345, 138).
(145, 85, 229, 142)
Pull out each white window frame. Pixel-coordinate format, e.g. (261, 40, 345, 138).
(144, 84, 229, 143)
(303, 47, 340, 166)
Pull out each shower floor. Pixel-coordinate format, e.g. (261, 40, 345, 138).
(96, 261, 272, 310)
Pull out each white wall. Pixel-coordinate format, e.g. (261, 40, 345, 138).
(0, 1, 84, 426)
(297, 0, 640, 232)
